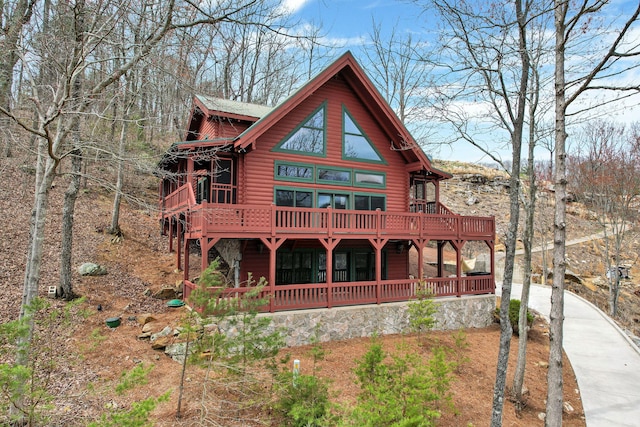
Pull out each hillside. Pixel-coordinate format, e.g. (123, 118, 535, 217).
(1, 151, 623, 425)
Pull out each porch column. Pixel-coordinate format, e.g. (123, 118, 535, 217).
(186, 157, 195, 192)
(437, 241, 446, 277)
(201, 237, 221, 273)
(368, 238, 388, 304)
(320, 238, 339, 309)
(183, 238, 190, 282)
(452, 240, 464, 297)
(176, 218, 182, 271)
(261, 237, 286, 312)
(488, 239, 496, 293)
(168, 217, 174, 253)
(412, 239, 428, 281)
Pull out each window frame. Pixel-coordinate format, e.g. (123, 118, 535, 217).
(274, 186, 314, 208)
(353, 191, 386, 211)
(316, 165, 353, 186)
(341, 106, 387, 165)
(353, 169, 386, 189)
(273, 102, 327, 157)
(274, 161, 315, 183)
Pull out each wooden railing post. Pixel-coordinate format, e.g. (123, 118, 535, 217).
(271, 203, 276, 237)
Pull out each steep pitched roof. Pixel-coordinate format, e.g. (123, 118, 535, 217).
(232, 51, 449, 179)
(195, 95, 273, 120)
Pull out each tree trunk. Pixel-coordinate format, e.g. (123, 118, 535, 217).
(13, 140, 58, 421)
(110, 110, 128, 235)
(0, 0, 36, 154)
(59, 149, 81, 300)
(513, 109, 538, 404)
(546, 1, 568, 423)
(491, 1, 529, 425)
(58, 0, 85, 300)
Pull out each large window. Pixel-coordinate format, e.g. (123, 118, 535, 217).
(275, 161, 386, 189)
(275, 104, 326, 155)
(276, 251, 314, 284)
(343, 108, 385, 163)
(354, 194, 385, 211)
(317, 167, 351, 184)
(275, 188, 313, 207)
(318, 192, 349, 209)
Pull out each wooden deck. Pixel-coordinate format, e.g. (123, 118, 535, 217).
(162, 183, 496, 311)
(162, 184, 495, 241)
(183, 275, 495, 312)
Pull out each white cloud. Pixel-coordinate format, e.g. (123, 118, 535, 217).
(281, 0, 312, 13)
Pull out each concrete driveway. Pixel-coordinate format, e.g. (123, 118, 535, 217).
(499, 282, 640, 426)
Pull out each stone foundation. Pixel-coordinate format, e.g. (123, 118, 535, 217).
(258, 294, 496, 347)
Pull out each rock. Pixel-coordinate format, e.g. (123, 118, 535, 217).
(77, 262, 107, 276)
(563, 401, 574, 414)
(537, 361, 549, 368)
(165, 342, 194, 363)
(151, 335, 172, 350)
(152, 286, 178, 300)
(150, 325, 173, 342)
(538, 412, 546, 421)
(138, 331, 152, 339)
(466, 195, 479, 206)
(136, 314, 156, 326)
(142, 322, 156, 333)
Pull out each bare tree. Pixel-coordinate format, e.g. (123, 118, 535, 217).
(423, 1, 534, 423)
(568, 121, 640, 316)
(0, 1, 309, 406)
(548, 1, 640, 424)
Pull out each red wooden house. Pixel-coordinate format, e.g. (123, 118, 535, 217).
(158, 52, 495, 312)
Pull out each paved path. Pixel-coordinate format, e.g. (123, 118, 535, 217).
(499, 283, 640, 426)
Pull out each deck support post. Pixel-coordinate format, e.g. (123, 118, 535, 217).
(369, 238, 388, 304)
(437, 241, 446, 278)
(261, 237, 286, 313)
(452, 240, 464, 297)
(412, 238, 429, 287)
(183, 238, 190, 282)
(168, 217, 174, 253)
(320, 237, 339, 308)
(176, 218, 183, 271)
(201, 237, 221, 273)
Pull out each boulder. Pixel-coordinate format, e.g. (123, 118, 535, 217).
(150, 325, 173, 342)
(165, 342, 190, 363)
(152, 286, 178, 300)
(151, 335, 172, 350)
(136, 314, 156, 326)
(78, 262, 107, 276)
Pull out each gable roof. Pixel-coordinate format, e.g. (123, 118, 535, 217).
(231, 51, 449, 180)
(196, 95, 273, 120)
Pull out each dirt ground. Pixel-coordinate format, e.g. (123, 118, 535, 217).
(0, 154, 591, 425)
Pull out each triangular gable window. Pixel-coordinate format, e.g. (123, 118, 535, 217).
(274, 103, 326, 156)
(343, 108, 385, 163)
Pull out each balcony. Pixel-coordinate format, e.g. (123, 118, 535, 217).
(179, 202, 494, 241)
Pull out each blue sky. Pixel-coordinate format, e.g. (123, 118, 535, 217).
(286, 0, 439, 57)
(280, 0, 640, 165)
(289, 0, 423, 46)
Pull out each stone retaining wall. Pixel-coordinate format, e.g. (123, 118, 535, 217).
(258, 294, 496, 347)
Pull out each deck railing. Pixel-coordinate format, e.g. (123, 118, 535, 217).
(183, 274, 495, 313)
(162, 184, 495, 239)
(184, 203, 494, 239)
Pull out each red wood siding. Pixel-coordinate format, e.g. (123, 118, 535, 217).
(386, 251, 409, 280)
(242, 76, 409, 210)
(198, 118, 253, 140)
